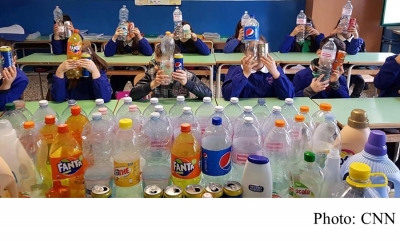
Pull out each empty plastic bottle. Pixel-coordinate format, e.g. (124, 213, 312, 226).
(223, 97, 243, 123)
(296, 10, 307, 43)
(154, 105, 173, 130)
(318, 38, 337, 81)
(122, 105, 143, 135)
(160, 31, 175, 82)
(173, 6, 183, 40)
(241, 11, 251, 43)
(0, 103, 27, 135)
(98, 107, 116, 132)
(118, 5, 129, 41)
(243, 14, 259, 42)
(174, 107, 201, 142)
(89, 99, 114, 119)
(143, 97, 159, 120)
(207, 106, 233, 137)
(261, 106, 289, 140)
(312, 102, 334, 128)
(32, 100, 59, 130)
(60, 99, 88, 124)
(299, 106, 316, 134)
(252, 98, 270, 124)
(13, 100, 33, 121)
(53, 6, 65, 39)
(116, 96, 133, 121)
(281, 98, 299, 128)
(290, 115, 312, 162)
(234, 106, 259, 132)
(321, 148, 342, 198)
(338, 0, 353, 34)
(169, 96, 188, 127)
(195, 97, 215, 134)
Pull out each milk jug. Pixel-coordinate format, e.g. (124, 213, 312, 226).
(0, 156, 19, 198)
(242, 155, 272, 198)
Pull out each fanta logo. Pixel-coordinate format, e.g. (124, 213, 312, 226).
(245, 28, 255, 37)
(219, 152, 231, 170)
(114, 167, 131, 178)
(69, 44, 81, 53)
(175, 62, 182, 69)
(173, 158, 196, 176)
(57, 156, 83, 176)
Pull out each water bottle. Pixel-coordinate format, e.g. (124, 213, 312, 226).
(98, 107, 116, 132)
(207, 106, 233, 137)
(252, 98, 270, 124)
(160, 31, 175, 83)
(318, 38, 337, 82)
(201, 117, 232, 185)
(299, 106, 316, 134)
(311, 102, 335, 128)
(169, 96, 187, 128)
(242, 155, 273, 198)
(231, 117, 262, 182)
(243, 14, 259, 42)
(141, 112, 173, 189)
(89, 99, 114, 119)
(143, 97, 159, 120)
(53, 6, 65, 39)
(174, 107, 201, 142)
(122, 105, 143, 135)
(60, 99, 88, 124)
(290, 115, 312, 162)
(116, 96, 133, 121)
(0, 103, 27, 135)
(234, 106, 260, 132)
(118, 5, 129, 41)
(173, 6, 183, 40)
(32, 100, 59, 130)
(154, 105, 173, 130)
(338, 0, 353, 34)
(281, 98, 299, 128)
(241, 11, 251, 27)
(260, 106, 289, 140)
(296, 10, 307, 43)
(13, 100, 33, 121)
(321, 148, 342, 198)
(223, 97, 243, 123)
(195, 97, 215, 134)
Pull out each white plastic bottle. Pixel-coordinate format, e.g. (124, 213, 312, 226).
(169, 96, 187, 127)
(281, 98, 299, 128)
(13, 100, 33, 121)
(290, 115, 312, 162)
(32, 100, 59, 130)
(118, 5, 129, 41)
(143, 97, 159, 120)
(223, 97, 243, 123)
(0, 155, 18, 198)
(154, 105, 173, 130)
(173, 6, 183, 40)
(89, 99, 114, 119)
(207, 106, 233, 137)
(321, 148, 342, 198)
(122, 105, 143, 135)
(0, 102, 27, 135)
(338, 0, 353, 34)
(296, 10, 307, 43)
(299, 106, 316, 134)
(195, 97, 215, 134)
(241, 10, 251, 27)
(174, 107, 201, 142)
(60, 99, 88, 124)
(234, 106, 259, 132)
(318, 38, 337, 82)
(261, 106, 289, 140)
(242, 155, 272, 198)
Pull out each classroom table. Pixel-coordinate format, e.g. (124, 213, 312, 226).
(272, 52, 316, 74)
(181, 54, 216, 95)
(214, 53, 244, 99)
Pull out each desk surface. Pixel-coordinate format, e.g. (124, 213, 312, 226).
(214, 53, 244, 64)
(272, 52, 316, 65)
(181, 53, 216, 65)
(345, 52, 394, 65)
(24, 100, 118, 115)
(312, 98, 400, 129)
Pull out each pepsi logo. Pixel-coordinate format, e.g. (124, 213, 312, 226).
(203, 153, 208, 159)
(245, 28, 254, 37)
(175, 62, 182, 68)
(219, 152, 231, 171)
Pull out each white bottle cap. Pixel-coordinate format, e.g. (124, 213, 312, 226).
(150, 98, 159, 104)
(215, 106, 224, 112)
(230, 97, 239, 104)
(39, 100, 48, 107)
(244, 106, 252, 112)
(92, 112, 102, 120)
(123, 97, 132, 103)
(328, 148, 340, 159)
(155, 105, 164, 112)
(151, 112, 160, 119)
(285, 98, 294, 104)
(177, 96, 185, 102)
(272, 106, 281, 112)
(202, 193, 213, 198)
(203, 97, 211, 103)
(244, 117, 253, 124)
(183, 107, 192, 113)
(129, 105, 138, 112)
(95, 99, 104, 105)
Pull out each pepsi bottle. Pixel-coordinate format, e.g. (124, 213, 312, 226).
(243, 14, 259, 42)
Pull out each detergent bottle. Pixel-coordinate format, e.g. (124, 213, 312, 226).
(0, 155, 19, 198)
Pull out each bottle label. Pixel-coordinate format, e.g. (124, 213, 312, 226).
(234, 153, 249, 165)
(248, 184, 264, 193)
(171, 154, 201, 179)
(173, 14, 182, 22)
(291, 131, 300, 138)
(67, 41, 82, 56)
(151, 140, 170, 148)
(201, 146, 232, 176)
(50, 152, 85, 180)
(58, 25, 65, 33)
(296, 19, 307, 25)
(266, 142, 284, 151)
(114, 160, 140, 187)
(340, 149, 355, 167)
(244, 26, 259, 41)
(293, 181, 315, 198)
(321, 50, 335, 61)
(272, 192, 281, 198)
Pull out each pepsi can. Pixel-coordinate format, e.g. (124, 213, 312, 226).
(174, 54, 184, 72)
(81, 53, 91, 78)
(0, 46, 13, 68)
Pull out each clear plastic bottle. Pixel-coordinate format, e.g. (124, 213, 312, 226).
(321, 148, 342, 198)
(122, 105, 143, 135)
(201, 117, 232, 185)
(113, 118, 142, 198)
(243, 14, 259, 42)
(312, 113, 341, 169)
(154, 105, 173, 130)
(115, 96, 133, 122)
(299, 106, 316, 134)
(0, 102, 27, 135)
(311, 102, 334, 128)
(173, 6, 183, 40)
(296, 10, 307, 43)
(261, 106, 289, 140)
(231, 117, 263, 182)
(195, 97, 215, 134)
(241, 11, 251, 27)
(318, 38, 337, 81)
(234, 106, 260, 132)
(89, 98, 114, 120)
(338, 0, 353, 34)
(290, 115, 312, 162)
(160, 31, 175, 83)
(98, 107, 116, 132)
(65, 106, 89, 147)
(39, 115, 58, 173)
(53, 6, 65, 39)
(281, 98, 299, 128)
(143, 97, 159, 120)
(207, 106, 233, 137)
(13, 100, 33, 121)
(174, 107, 201, 142)
(252, 98, 270, 124)
(32, 100, 59, 130)
(60, 99, 88, 124)
(118, 5, 129, 41)
(223, 97, 243, 123)
(141, 112, 173, 189)
(169, 96, 187, 127)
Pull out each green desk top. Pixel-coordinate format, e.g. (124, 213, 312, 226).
(21, 36, 51, 43)
(24, 100, 118, 115)
(345, 52, 394, 65)
(181, 53, 216, 65)
(313, 98, 400, 128)
(272, 52, 317, 65)
(100, 53, 151, 66)
(214, 53, 244, 64)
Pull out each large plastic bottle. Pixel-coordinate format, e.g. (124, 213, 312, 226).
(207, 106, 233, 137)
(338, 0, 353, 34)
(223, 97, 243, 123)
(241, 11, 251, 27)
(201, 117, 232, 185)
(173, 6, 183, 40)
(296, 10, 307, 43)
(65, 106, 89, 147)
(318, 38, 337, 81)
(290, 115, 312, 162)
(143, 97, 159, 120)
(243, 14, 259, 42)
(261, 106, 289, 140)
(49, 124, 88, 198)
(40, 115, 58, 173)
(0, 155, 19, 198)
(169, 96, 187, 127)
(154, 105, 173, 130)
(321, 148, 342, 198)
(53, 6, 65, 39)
(234, 106, 260, 132)
(60, 99, 88, 124)
(195, 97, 215, 134)
(118, 5, 129, 41)
(174, 107, 201, 142)
(116, 96, 133, 121)
(89, 99, 114, 119)
(0, 102, 27, 135)
(311, 102, 334, 128)
(98, 107, 116, 132)
(66, 29, 83, 80)
(13, 100, 33, 121)
(122, 105, 143, 135)
(160, 31, 175, 82)
(242, 155, 272, 198)
(299, 106, 315, 134)
(32, 100, 59, 130)
(252, 98, 270, 124)
(171, 123, 201, 189)
(113, 119, 142, 198)
(281, 98, 299, 128)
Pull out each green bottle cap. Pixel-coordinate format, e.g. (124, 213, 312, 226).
(5, 103, 16, 111)
(304, 151, 315, 163)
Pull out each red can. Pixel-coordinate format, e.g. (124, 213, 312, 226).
(348, 18, 356, 30)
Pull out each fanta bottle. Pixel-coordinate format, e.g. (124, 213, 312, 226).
(40, 115, 58, 173)
(171, 123, 201, 189)
(65, 106, 89, 147)
(66, 29, 83, 79)
(49, 124, 88, 198)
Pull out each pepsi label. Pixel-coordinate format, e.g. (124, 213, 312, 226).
(244, 26, 259, 41)
(201, 146, 232, 176)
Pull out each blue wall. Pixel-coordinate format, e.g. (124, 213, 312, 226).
(0, 0, 305, 51)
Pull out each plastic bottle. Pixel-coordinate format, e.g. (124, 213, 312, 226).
(143, 97, 159, 120)
(281, 98, 299, 128)
(53, 6, 65, 39)
(154, 105, 173, 131)
(13, 100, 33, 121)
(98, 107, 116, 131)
(160, 31, 175, 82)
(65, 106, 89, 147)
(40, 115, 58, 173)
(49, 124, 88, 198)
(122, 105, 143, 135)
(32, 100, 59, 130)
(171, 123, 201, 189)
(312, 113, 341, 169)
(334, 162, 386, 198)
(113, 118, 142, 198)
(66, 29, 83, 80)
(299, 106, 316, 134)
(243, 14, 259, 42)
(0, 155, 19, 198)
(311, 102, 334, 128)
(291, 151, 324, 198)
(234, 106, 260, 132)
(290, 115, 312, 162)
(89, 98, 114, 120)
(174, 107, 201, 142)
(338, 0, 353, 35)
(260, 106, 289, 140)
(118, 5, 129, 41)
(195, 97, 215, 134)
(207, 106, 233, 137)
(318, 38, 337, 82)
(241, 11, 251, 27)
(173, 6, 183, 40)
(296, 10, 307, 43)
(60, 99, 88, 123)
(141, 112, 173, 190)
(169, 96, 187, 127)
(231, 117, 263, 181)
(252, 98, 270, 124)
(242, 155, 272, 198)
(321, 148, 342, 198)
(46, 180, 70, 198)
(0, 102, 27, 135)
(115, 96, 133, 122)
(201, 117, 232, 185)
(223, 97, 243, 123)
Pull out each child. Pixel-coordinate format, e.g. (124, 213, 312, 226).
(0, 38, 29, 111)
(51, 15, 83, 55)
(129, 43, 212, 100)
(51, 41, 112, 102)
(330, 20, 366, 98)
(293, 36, 350, 99)
(222, 36, 294, 101)
(173, 21, 210, 55)
(373, 54, 400, 97)
(279, 18, 324, 53)
(104, 22, 153, 98)
(223, 20, 245, 53)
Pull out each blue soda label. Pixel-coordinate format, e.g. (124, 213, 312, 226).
(174, 58, 184, 72)
(244, 26, 259, 41)
(1, 48, 13, 68)
(201, 146, 232, 176)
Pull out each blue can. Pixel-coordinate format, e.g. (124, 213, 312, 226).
(81, 53, 91, 78)
(0, 46, 13, 68)
(174, 54, 184, 72)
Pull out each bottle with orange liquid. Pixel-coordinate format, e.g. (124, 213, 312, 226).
(40, 115, 58, 174)
(66, 29, 83, 79)
(171, 123, 201, 189)
(65, 106, 89, 147)
(49, 124, 88, 198)
(46, 180, 70, 198)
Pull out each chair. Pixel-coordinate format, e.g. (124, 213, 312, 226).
(203, 40, 214, 53)
(101, 42, 107, 52)
(133, 73, 151, 100)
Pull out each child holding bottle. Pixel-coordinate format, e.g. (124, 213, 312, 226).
(51, 14, 83, 55)
(173, 21, 210, 56)
(223, 20, 245, 53)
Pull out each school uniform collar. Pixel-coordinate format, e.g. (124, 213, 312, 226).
(241, 65, 269, 74)
(337, 33, 354, 42)
(123, 40, 133, 47)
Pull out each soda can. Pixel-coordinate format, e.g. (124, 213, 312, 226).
(0, 46, 13, 68)
(81, 53, 91, 78)
(64, 21, 73, 38)
(348, 18, 357, 30)
(185, 184, 205, 198)
(91, 184, 112, 198)
(257, 43, 268, 61)
(163, 185, 183, 198)
(205, 182, 223, 198)
(174, 54, 184, 72)
(332, 50, 347, 70)
(223, 181, 243, 198)
(144, 184, 163, 198)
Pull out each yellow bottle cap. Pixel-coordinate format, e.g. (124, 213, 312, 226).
(165, 31, 171, 36)
(119, 118, 132, 130)
(349, 162, 370, 182)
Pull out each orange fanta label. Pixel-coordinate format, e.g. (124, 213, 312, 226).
(50, 152, 85, 180)
(171, 154, 201, 179)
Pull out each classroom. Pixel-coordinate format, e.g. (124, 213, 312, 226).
(1, 0, 400, 200)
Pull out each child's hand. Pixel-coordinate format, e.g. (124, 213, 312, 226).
(347, 26, 359, 39)
(241, 56, 258, 78)
(0, 65, 17, 90)
(308, 28, 320, 36)
(112, 27, 124, 41)
(330, 26, 342, 35)
(290, 25, 304, 37)
(152, 69, 169, 88)
(172, 70, 188, 86)
(56, 60, 79, 78)
(79, 59, 97, 73)
(310, 75, 329, 93)
(260, 55, 280, 79)
(133, 27, 143, 40)
(238, 28, 244, 41)
(191, 32, 198, 42)
(67, 23, 74, 32)
(329, 66, 344, 82)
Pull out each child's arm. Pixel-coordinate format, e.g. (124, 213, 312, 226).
(223, 36, 241, 53)
(374, 55, 400, 90)
(0, 68, 28, 110)
(293, 71, 311, 97)
(138, 38, 153, 56)
(278, 35, 296, 53)
(129, 73, 154, 101)
(103, 39, 118, 57)
(51, 74, 68, 102)
(271, 67, 295, 100)
(176, 70, 212, 99)
(51, 35, 66, 55)
(345, 37, 364, 55)
(222, 65, 249, 100)
(91, 71, 113, 102)
(193, 37, 211, 55)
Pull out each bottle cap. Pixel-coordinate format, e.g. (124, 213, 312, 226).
(243, 106, 252, 112)
(58, 124, 68, 133)
(248, 155, 269, 165)
(150, 112, 160, 119)
(203, 97, 211, 103)
(67, 99, 76, 106)
(215, 106, 224, 112)
(39, 100, 48, 107)
(165, 31, 171, 36)
(13, 100, 25, 109)
(300, 106, 309, 113)
(212, 117, 222, 125)
(319, 103, 332, 111)
(91, 112, 102, 120)
(294, 115, 304, 122)
(45, 115, 56, 124)
(155, 105, 164, 112)
(257, 98, 265, 105)
(349, 162, 371, 182)
(328, 148, 340, 159)
(119, 118, 132, 130)
(300, 10, 304, 12)
(285, 98, 294, 104)
(98, 107, 108, 114)
(304, 151, 315, 163)
(324, 113, 335, 122)
(71, 106, 81, 115)
(244, 117, 253, 124)
(364, 130, 387, 156)
(129, 105, 138, 112)
(181, 123, 191, 132)
(275, 120, 285, 127)
(5, 103, 15, 111)
(95, 99, 104, 105)
(150, 98, 159, 104)
(177, 96, 185, 101)
(23, 121, 35, 129)
(123, 97, 132, 103)
(230, 97, 239, 104)
(183, 107, 192, 113)
(74, 29, 79, 33)
(272, 106, 281, 112)
(53, 180, 62, 188)
(347, 109, 369, 129)
(202, 193, 213, 198)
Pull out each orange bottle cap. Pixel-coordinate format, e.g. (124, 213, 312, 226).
(58, 124, 68, 133)
(295, 115, 305, 122)
(74, 29, 79, 33)
(23, 121, 35, 129)
(53, 181, 62, 188)
(71, 106, 81, 115)
(181, 123, 191, 132)
(320, 103, 332, 111)
(45, 115, 56, 124)
(275, 120, 285, 127)
(300, 106, 309, 113)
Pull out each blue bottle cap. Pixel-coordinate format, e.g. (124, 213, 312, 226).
(91, 112, 102, 120)
(248, 155, 269, 165)
(212, 116, 222, 125)
(257, 98, 265, 105)
(325, 113, 335, 122)
(68, 99, 77, 106)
